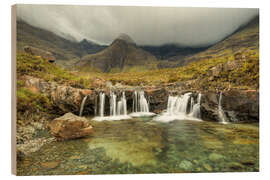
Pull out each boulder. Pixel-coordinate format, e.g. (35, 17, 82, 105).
(48, 113, 93, 140)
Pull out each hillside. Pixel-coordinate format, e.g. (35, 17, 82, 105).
(16, 20, 106, 66)
(158, 16, 259, 68)
(76, 34, 157, 72)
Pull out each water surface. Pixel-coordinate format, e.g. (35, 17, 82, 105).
(17, 117, 259, 175)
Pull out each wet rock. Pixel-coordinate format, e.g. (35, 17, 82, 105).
(179, 160, 193, 170)
(40, 160, 60, 169)
(48, 113, 93, 140)
(145, 88, 168, 114)
(201, 90, 259, 122)
(209, 153, 224, 161)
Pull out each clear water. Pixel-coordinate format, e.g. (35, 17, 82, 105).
(17, 117, 259, 175)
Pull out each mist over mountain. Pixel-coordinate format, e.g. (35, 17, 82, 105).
(16, 5, 258, 46)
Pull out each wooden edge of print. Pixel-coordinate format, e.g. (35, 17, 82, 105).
(11, 4, 17, 175)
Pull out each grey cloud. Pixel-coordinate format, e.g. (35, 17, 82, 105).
(16, 5, 259, 46)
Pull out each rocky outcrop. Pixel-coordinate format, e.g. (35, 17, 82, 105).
(23, 75, 95, 115)
(201, 90, 259, 122)
(145, 88, 168, 114)
(48, 113, 93, 140)
(22, 76, 259, 122)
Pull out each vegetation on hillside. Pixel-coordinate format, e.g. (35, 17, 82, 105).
(85, 48, 259, 90)
(16, 53, 93, 125)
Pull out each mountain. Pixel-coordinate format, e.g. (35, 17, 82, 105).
(16, 20, 106, 64)
(140, 44, 209, 60)
(76, 34, 157, 72)
(158, 16, 259, 68)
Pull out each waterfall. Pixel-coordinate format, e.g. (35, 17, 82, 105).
(99, 92, 105, 117)
(110, 92, 117, 116)
(93, 91, 131, 121)
(218, 92, 228, 124)
(79, 96, 88, 116)
(191, 93, 202, 118)
(130, 90, 155, 117)
(117, 92, 127, 115)
(166, 93, 192, 115)
(154, 92, 201, 122)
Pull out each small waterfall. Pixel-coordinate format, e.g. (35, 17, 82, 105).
(117, 92, 127, 115)
(167, 93, 192, 115)
(138, 91, 149, 112)
(79, 95, 88, 116)
(99, 92, 105, 117)
(130, 90, 155, 117)
(191, 93, 202, 118)
(93, 91, 131, 121)
(154, 92, 201, 122)
(218, 92, 228, 124)
(110, 92, 117, 116)
(190, 97, 194, 112)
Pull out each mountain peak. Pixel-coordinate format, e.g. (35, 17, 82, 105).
(115, 33, 136, 45)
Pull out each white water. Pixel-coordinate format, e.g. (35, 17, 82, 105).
(218, 92, 228, 124)
(99, 92, 105, 117)
(93, 91, 131, 121)
(130, 90, 155, 117)
(110, 92, 117, 116)
(117, 92, 127, 116)
(154, 92, 202, 122)
(79, 95, 88, 116)
(191, 93, 202, 118)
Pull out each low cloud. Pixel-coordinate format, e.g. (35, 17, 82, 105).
(16, 5, 259, 46)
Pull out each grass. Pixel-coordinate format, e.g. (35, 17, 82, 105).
(17, 53, 92, 89)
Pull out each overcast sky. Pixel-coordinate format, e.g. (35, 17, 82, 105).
(16, 5, 259, 46)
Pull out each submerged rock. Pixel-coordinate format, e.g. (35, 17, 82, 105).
(48, 113, 93, 140)
(209, 153, 224, 161)
(40, 160, 60, 169)
(179, 160, 193, 170)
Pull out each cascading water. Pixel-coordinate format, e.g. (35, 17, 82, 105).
(191, 93, 201, 118)
(99, 92, 105, 117)
(154, 92, 202, 122)
(93, 91, 131, 121)
(218, 92, 228, 124)
(117, 92, 127, 116)
(79, 95, 88, 116)
(130, 90, 155, 117)
(110, 92, 117, 116)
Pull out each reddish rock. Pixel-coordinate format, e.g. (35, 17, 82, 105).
(48, 113, 93, 140)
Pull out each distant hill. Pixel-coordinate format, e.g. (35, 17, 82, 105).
(158, 16, 259, 68)
(75, 34, 157, 72)
(16, 20, 106, 65)
(141, 44, 209, 60)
